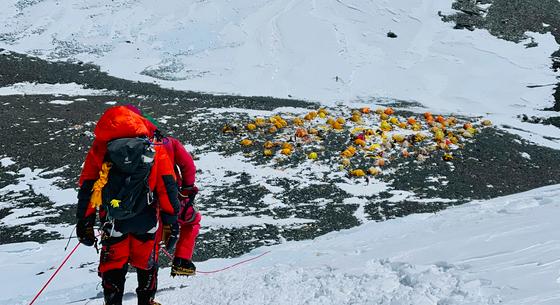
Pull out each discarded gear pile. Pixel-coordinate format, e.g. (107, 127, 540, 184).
(223, 107, 492, 178)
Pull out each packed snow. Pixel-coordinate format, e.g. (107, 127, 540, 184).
(0, 166, 77, 210)
(0, 157, 15, 167)
(0, 82, 117, 96)
(143, 184, 560, 305)
(0, 0, 558, 147)
(48, 100, 74, 105)
(1, 184, 559, 305)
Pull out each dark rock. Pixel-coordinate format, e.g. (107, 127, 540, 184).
(544, 116, 560, 128)
(387, 31, 398, 38)
(524, 40, 538, 48)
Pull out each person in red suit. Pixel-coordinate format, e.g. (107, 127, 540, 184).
(123, 105, 201, 276)
(76, 106, 180, 305)
(160, 136, 201, 276)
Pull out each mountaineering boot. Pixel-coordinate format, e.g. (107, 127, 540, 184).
(137, 294, 162, 305)
(171, 257, 196, 276)
(133, 297, 161, 305)
(101, 266, 128, 305)
(137, 266, 158, 305)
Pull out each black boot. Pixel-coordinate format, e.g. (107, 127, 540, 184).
(102, 265, 128, 305)
(137, 266, 158, 305)
(171, 257, 196, 277)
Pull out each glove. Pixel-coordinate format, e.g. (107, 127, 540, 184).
(179, 185, 198, 204)
(161, 223, 179, 251)
(178, 204, 198, 225)
(76, 216, 96, 247)
(154, 129, 165, 142)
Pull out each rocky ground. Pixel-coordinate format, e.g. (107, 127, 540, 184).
(0, 0, 559, 263)
(442, 0, 560, 117)
(1, 51, 560, 261)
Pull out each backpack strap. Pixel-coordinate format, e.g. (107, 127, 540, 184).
(90, 162, 112, 209)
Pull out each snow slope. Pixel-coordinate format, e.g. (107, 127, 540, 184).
(1, 0, 559, 146)
(3, 185, 559, 305)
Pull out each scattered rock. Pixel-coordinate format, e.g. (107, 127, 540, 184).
(387, 31, 397, 38)
(524, 40, 538, 48)
(518, 114, 544, 124)
(543, 117, 560, 128)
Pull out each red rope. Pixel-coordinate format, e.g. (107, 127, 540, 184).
(160, 247, 270, 275)
(28, 241, 81, 305)
(28, 238, 269, 304)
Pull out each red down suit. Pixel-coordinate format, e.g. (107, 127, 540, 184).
(76, 106, 180, 272)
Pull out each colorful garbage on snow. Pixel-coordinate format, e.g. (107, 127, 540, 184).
(223, 106, 492, 178)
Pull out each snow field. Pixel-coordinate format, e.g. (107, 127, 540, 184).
(149, 185, 560, 305)
(155, 260, 486, 305)
(0, 0, 558, 147)
(0, 82, 118, 96)
(1, 185, 558, 304)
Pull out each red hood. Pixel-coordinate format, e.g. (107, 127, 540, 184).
(79, 106, 152, 186)
(124, 104, 158, 137)
(94, 106, 150, 142)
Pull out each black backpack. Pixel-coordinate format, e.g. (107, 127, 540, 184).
(102, 137, 155, 220)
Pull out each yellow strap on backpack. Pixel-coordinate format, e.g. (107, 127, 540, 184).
(90, 162, 112, 209)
